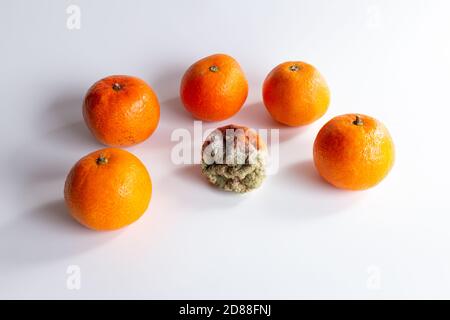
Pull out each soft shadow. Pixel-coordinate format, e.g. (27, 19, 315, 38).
(0, 200, 119, 268)
(176, 163, 208, 187)
(233, 102, 310, 143)
(45, 94, 82, 124)
(152, 63, 196, 125)
(46, 121, 99, 149)
(296, 159, 338, 191)
(158, 99, 309, 145)
(151, 66, 185, 102)
(168, 164, 249, 211)
(42, 94, 100, 148)
(160, 97, 195, 125)
(266, 160, 364, 219)
(232, 101, 275, 128)
(6, 143, 76, 204)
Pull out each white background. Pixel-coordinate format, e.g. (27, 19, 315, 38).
(1, 0, 450, 299)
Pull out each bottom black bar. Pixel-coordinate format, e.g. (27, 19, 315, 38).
(1, 300, 443, 318)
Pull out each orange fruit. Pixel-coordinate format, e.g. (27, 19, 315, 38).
(64, 148, 152, 231)
(262, 61, 330, 126)
(313, 114, 395, 190)
(180, 54, 248, 121)
(83, 75, 160, 147)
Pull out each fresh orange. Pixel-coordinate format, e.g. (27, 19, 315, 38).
(83, 75, 160, 147)
(180, 54, 248, 121)
(262, 61, 330, 126)
(64, 148, 152, 231)
(313, 114, 395, 190)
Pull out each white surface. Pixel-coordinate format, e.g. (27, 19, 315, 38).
(1, 0, 450, 299)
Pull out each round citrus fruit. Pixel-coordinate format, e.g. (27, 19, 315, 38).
(83, 75, 160, 147)
(180, 54, 248, 121)
(313, 114, 395, 190)
(64, 148, 152, 231)
(262, 61, 330, 126)
(201, 124, 267, 193)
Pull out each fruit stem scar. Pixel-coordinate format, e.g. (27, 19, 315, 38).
(96, 155, 108, 165)
(209, 65, 219, 72)
(112, 83, 122, 91)
(353, 115, 364, 126)
(289, 65, 300, 72)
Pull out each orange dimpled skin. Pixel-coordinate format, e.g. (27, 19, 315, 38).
(64, 148, 152, 231)
(263, 61, 330, 126)
(83, 75, 160, 147)
(313, 114, 395, 190)
(180, 54, 248, 121)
